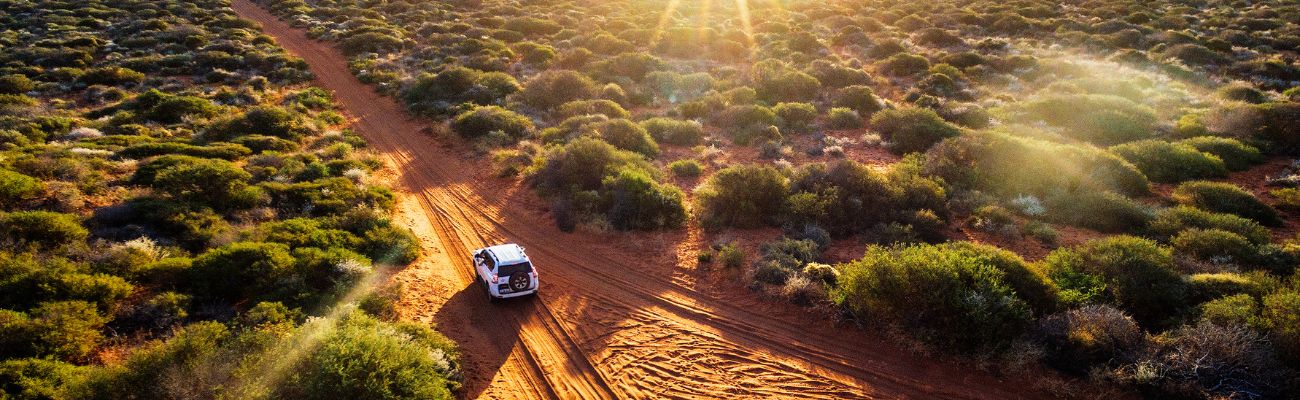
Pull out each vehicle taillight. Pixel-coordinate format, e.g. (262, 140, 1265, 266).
(491, 275, 499, 284)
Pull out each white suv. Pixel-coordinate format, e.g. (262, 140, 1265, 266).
(472, 244, 539, 300)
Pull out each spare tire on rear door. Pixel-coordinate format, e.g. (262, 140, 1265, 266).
(509, 271, 530, 292)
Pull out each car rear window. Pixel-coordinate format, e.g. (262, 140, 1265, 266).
(498, 262, 533, 276)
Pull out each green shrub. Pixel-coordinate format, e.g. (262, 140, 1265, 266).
(1187, 272, 1275, 303)
(1109, 140, 1227, 183)
(188, 242, 297, 303)
(402, 67, 520, 115)
(1148, 206, 1271, 244)
(0, 169, 43, 209)
(772, 102, 817, 131)
(751, 62, 821, 103)
(1176, 136, 1264, 171)
(208, 106, 309, 141)
(925, 132, 1150, 197)
(0, 358, 83, 399)
(1021, 94, 1156, 145)
(786, 159, 945, 237)
(694, 165, 789, 229)
(833, 242, 1034, 353)
(519, 70, 597, 111)
(1043, 236, 1187, 328)
(0, 74, 35, 94)
(601, 167, 686, 230)
(1260, 291, 1300, 364)
(639, 118, 704, 146)
(556, 99, 629, 119)
(715, 104, 778, 128)
(1171, 181, 1280, 226)
(77, 67, 144, 86)
(0, 301, 109, 361)
(132, 90, 220, 124)
(1170, 228, 1258, 265)
(450, 105, 534, 139)
(361, 225, 420, 265)
(151, 158, 259, 209)
(1198, 294, 1258, 326)
(824, 107, 862, 129)
(118, 142, 252, 160)
(598, 119, 658, 157)
(1207, 102, 1300, 155)
(878, 53, 930, 76)
(668, 159, 703, 177)
(0, 211, 87, 250)
(833, 85, 883, 115)
(528, 137, 653, 196)
(871, 108, 960, 154)
(1215, 83, 1269, 104)
(1037, 305, 1145, 373)
(285, 312, 459, 399)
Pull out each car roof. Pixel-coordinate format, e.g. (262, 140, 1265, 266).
(485, 243, 528, 265)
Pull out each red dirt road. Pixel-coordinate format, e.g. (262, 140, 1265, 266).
(232, 1, 1056, 398)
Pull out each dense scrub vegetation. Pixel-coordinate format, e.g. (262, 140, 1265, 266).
(0, 1, 457, 398)
(168, 0, 1300, 397)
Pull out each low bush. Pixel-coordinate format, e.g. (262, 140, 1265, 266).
(1176, 136, 1264, 171)
(77, 67, 144, 86)
(1043, 236, 1187, 328)
(518, 70, 598, 111)
(786, 159, 946, 237)
(1037, 305, 1146, 374)
(715, 104, 778, 129)
(1171, 181, 1280, 226)
(833, 242, 1035, 353)
(833, 85, 883, 115)
(1109, 140, 1226, 183)
(1148, 206, 1271, 244)
(772, 102, 817, 131)
(925, 131, 1150, 197)
(824, 108, 862, 130)
(207, 106, 309, 141)
(402, 67, 520, 115)
(1216, 83, 1270, 104)
(0, 74, 34, 94)
(871, 108, 960, 154)
(0, 211, 87, 250)
(667, 159, 703, 177)
(187, 242, 297, 304)
(694, 165, 789, 229)
(878, 53, 930, 77)
(0, 169, 42, 209)
(1, 301, 109, 361)
(598, 119, 658, 157)
(1020, 94, 1156, 145)
(639, 118, 704, 146)
(600, 167, 686, 230)
(285, 312, 459, 398)
(556, 100, 629, 119)
(450, 105, 534, 140)
(1170, 228, 1258, 266)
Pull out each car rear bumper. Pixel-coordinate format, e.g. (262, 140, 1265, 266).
(491, 288, 537, 299)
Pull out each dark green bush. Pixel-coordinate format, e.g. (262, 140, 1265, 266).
(695, 165, 789, 229)
(0, 211, 87, 250)
(0, 169, 42, 209)
(772, 102, 817, 131)
(833, 242, 1034, 353)
(1170, 228, 1258, 265)
(0, 301, 109, 361)
(151, 158, 259, 209)
(785, 159, 945, 237)
(518, 70, 597, 111)
(556, 99, 629, 119)
(1148, 206, 1270, 244)
(833, 85, 883, 115)
(925, 131, 1150, 197)
(1043, 236, 1187, 328)
(598, 119, 658, 157)
(824, 108, 862, 130)
(118, 142, 252, 160)
(1109, 140, 1226, 183)
(1171, 181, 1280, 226)
(667, 159, 703, 177)
(715, 104, 778, 129)
(1037, 305, 1145, 374)
(871, 108, 960, 154)
(878, 53, 930, 76)
(360, 225, 420, 265)
(1216, 83, 1269, 104)
(285, 312, 458, 399)
(1176, 136, 1264, 171)
(188, 242, 297, 303)
(0, 75, 35, 95)
(450, 105, 534, 139)
(601, 167, 686, 230)
(639, 118, 704, 146)
(0, 358, 82, 399)
(1021, 94, 1156, 145)
(77, 67, 144, 86)
(402, 67, 519, 115)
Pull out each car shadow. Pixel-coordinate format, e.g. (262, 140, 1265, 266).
(434, 279, 525, 399)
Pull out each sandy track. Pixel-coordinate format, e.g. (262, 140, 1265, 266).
(232, 1, 1053, 398)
